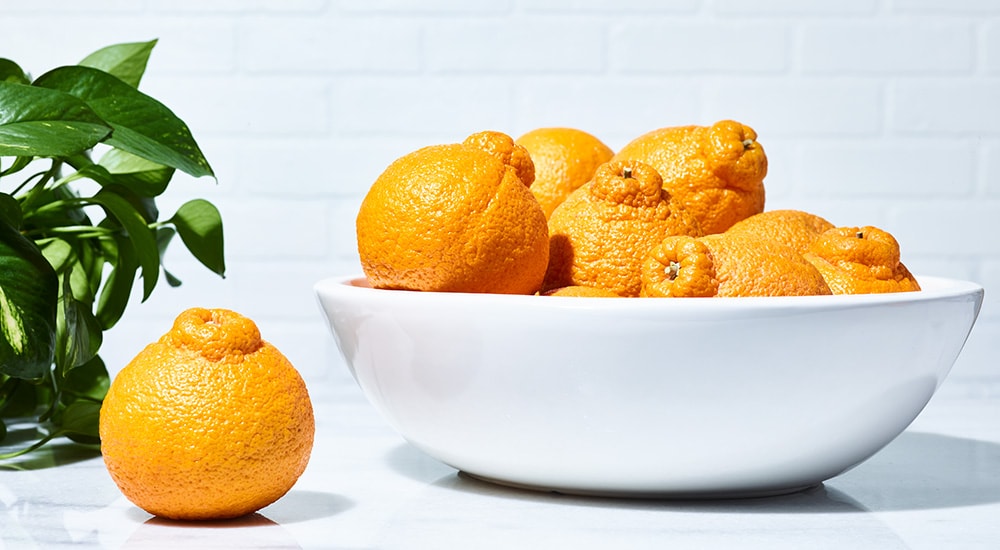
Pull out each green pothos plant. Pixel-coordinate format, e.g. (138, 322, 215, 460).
(0, 40, 224, 459)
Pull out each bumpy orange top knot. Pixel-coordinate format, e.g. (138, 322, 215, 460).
(704, 120, 768, 193)
(542, 160, 702, 297)
(166, 307, 263, 361)
(641, 233, 831, 298)
(611, 119, 768, 234)
(463, 130, 535, 186)
(640, 236, 720, 298)
(803, 226, 920, 294)
(590, 160, 664, 208)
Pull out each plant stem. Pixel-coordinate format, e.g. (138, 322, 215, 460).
(24, 226, 115, 240)
(9, 170, 48, 197)
(18, 160, 63, 211)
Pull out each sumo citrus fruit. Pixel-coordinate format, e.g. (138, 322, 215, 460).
(613, 120, 767, 234)
(515, 127, 614, 218)
(543, 159, 702, 297)
(356, 131, 549, 295)
(99, 308, 315, 520)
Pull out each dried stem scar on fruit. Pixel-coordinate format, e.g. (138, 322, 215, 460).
(641, 233, 832, 297)
(613, 119, 767, 235)
(803, 226, 920, 294)
(544, 159, 702, 297)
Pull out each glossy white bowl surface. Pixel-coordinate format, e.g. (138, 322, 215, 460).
(315, 275, 983, 498)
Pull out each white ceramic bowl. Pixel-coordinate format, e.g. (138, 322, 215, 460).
(315, 275, 984, 498)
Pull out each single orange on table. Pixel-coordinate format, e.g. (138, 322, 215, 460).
(356, 130, 549, 295)
(613, 120, 767, 235)
(515, 127, 615, 219)
(544, 159, 702, 297)
(641, 232, 832, 298)
(100, 308, 315, 521)
(725, 209, 835, 255)
(803, 226, 921, 294)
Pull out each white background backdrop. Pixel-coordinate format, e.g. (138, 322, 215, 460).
(1, 0, 997, 393)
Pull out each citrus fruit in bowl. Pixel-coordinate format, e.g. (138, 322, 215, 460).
(315, 275, 983, 498)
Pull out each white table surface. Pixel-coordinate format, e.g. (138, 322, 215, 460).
(2, 375, 999, 550)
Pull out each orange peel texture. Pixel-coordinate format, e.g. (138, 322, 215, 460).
(641, 233, 832, 298)
(725, 209, 835, 255)
(100, 308, 315, 521)
(356, 131, 549, 294)
(543, 159, 702, 297)
(515, 127, 615, 219)
(803, 226, 921, 294)
(613, 120, 767, 235)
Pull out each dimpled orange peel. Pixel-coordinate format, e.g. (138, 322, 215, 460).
(613, 120, 767, 235)
(543, 159, 702, 297)
(726, 209, 835, 255)
(542, 285, 621, 297)
(641, 233, 832, 298)
(356, 131, 549, 294)
(515, 127, 615, 219)
(99, 308, 315, 521)
(803, 226, 921, 294)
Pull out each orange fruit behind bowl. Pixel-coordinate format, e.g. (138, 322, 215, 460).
(542, 285, 620, 297)
(543, 159, 702, 297)
(613, 120, 767, 235)
(803, 226, 921, 294)
(515, 127, 615, 219)
(356, 131, 549, 295)
(725, 209, 835, 255)
(641, 233, 832, 297)
(99, 308, 315, 521)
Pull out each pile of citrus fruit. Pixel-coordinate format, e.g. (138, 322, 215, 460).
(356, 121, 920, 298)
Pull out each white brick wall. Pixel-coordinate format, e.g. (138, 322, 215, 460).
(1, 1, 997, 390)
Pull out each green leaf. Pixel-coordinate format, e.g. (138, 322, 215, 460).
(58, 161, 162, 222)
(68, 239, 99, 304)
(0, 376, 39, 418)
(0, 82, 112, 157)
(87, 188, 159, 299)
(0, 156, 33, 178)
(169, 199, 225, 277)
(0, 219, 58, 380)
(32, 66, 214, 179)
(156, 227, 183, 287)
(78, 39, 157, 88)
(0, 193, 21, 227)
(99, 148, 174, 197)
(55, 275, 102, 373)
(39, 237, 74, 274)
(56, 399, 101, 444)
(0, 59, 29, 84)
(96, 234, 137, 330)
(61, 355, 108, 402)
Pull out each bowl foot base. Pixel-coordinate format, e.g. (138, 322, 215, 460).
(459, 471, 822, 500)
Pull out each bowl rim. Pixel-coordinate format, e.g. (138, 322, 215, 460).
(315, 274, 984, 312)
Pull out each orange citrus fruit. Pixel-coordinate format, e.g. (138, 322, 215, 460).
(99, 308, 315, 521)
(356, 131, 549, 295)
(725, 209, 835, 255)
(542, 285, 620, 297)
(515, 127, 615, 219)
(803, 226, 921, 294)
(641, 233, 832, 297)
(543, 159, 702, 297)
(612, 120, 767, 235)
